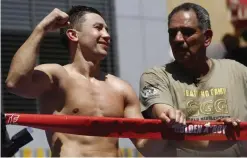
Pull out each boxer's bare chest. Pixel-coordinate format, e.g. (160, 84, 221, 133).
(40, 71, 125, 118)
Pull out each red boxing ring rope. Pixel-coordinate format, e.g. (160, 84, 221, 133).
(5, 113, 247, 141)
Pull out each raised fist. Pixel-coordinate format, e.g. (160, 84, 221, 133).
(37, 8, 69, 32)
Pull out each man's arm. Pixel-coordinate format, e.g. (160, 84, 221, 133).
(5, 8, 69, 98)
(123, 81, 185, 126)
(146, 103, 186, 125)
(6, 26, 47, 98)
(139, 70, 186, 124)
(137, 69, 187, 156)
(123, 83, 143, 119)
(121, 81, 169, 157)
(121, 81, 145, 144)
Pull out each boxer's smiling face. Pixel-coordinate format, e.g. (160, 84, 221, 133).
(67, 13, 111, 62)
(77, 13, 110, 60)
(168, 10, 212, 68)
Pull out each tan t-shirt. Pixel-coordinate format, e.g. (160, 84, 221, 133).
(139, 59, 247, 156)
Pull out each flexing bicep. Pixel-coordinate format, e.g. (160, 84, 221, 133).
(31, 65, 57, 96)
(7, 64, 64, 98)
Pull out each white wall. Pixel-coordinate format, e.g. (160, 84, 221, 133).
(115, 0, 170, 94)
(114, 0, 170, 148)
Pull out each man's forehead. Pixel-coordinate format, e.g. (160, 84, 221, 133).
(83, 13, 107, 26)
(169, 10, 198, 28)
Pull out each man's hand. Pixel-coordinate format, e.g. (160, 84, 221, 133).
(159, 108, 186, 125)
(216, 117, 241, 140)
(37, 8, 69, 32)
(216, 117, 241, 127)
(153, 104, 186, 125)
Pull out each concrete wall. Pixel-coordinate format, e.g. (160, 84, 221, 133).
(115, 0, 170, 94)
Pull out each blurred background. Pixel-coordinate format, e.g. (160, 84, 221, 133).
(1, 0, 247, 157)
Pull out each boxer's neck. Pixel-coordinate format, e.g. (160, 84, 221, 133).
(71, 50, 101, 79)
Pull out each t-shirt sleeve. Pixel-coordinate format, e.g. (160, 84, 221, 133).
(139, 68, 174, 114)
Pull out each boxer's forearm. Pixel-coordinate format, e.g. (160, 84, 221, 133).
(6, 26, 45, 93)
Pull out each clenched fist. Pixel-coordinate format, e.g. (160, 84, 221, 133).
(37, 8, 69, 32)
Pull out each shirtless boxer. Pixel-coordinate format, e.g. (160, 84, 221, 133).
(6, 6, 145, 157)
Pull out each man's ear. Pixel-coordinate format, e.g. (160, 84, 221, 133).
(204, 29, 213, 47)
(66, 29, 78, 42)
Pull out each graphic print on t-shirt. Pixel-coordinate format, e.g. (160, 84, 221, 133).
(184, 87, 231, 121)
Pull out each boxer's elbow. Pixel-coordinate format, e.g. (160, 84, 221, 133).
(6, 80, 19, 94)
(5, 80, 38, 99)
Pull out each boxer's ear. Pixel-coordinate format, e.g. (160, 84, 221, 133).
(66, 29, 78, 42)
(204, 29, 213, 47)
